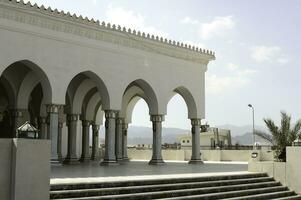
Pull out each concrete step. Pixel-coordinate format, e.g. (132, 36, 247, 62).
(52, 185, 287, 200)
(160, 186, 289, 200)
(51, 173, 267, 191)
(273, 195, 301, 200)
(50, 178, 276, 198)
(221, 190, 296, 199)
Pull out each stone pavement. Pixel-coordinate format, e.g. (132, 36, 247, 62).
(51, 160, 248, 184)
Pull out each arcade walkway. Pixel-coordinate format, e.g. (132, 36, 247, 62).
(51, 160, 248, 184)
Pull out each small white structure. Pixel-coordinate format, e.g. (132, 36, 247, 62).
(178, 127, 231, 149)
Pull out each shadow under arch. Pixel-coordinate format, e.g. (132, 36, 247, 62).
(64, 70, 110, 113)
(1, 59, 53, 106)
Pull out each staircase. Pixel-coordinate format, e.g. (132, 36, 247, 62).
(50, 173, 301, 199)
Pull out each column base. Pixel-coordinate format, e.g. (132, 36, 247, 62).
(100, 159, 119, 166)
(122, 157, 130, 162)
(148, 158, 166, 165)
(90, 156, 100, 161)
(51, 158, 61, 165)
(63, 156, 80, 165)
(79, 156, 91, 162)
(188, 159, 204, 164)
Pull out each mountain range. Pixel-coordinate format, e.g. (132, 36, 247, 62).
(99, 124, 270, 145)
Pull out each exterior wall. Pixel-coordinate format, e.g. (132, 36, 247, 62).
(0, 139, 50, 200)
(248, 147, 301, 194)
(128, 149, 273, 162)
(0, 139, 12, 200)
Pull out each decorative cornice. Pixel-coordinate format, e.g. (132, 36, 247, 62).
(0, 0, 215, 64)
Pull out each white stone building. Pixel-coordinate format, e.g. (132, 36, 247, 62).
(178, 127, 232, 149)
(0, 0, 215, 166)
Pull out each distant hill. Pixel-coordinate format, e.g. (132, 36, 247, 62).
(98, 124, 270, 145)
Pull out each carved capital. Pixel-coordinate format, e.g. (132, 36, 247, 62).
(67, 114, 79, 122)
(58, 122, 63, 128)
(105, 110, 117, 119)
(191, 118, 202, 126)
(82, 120, 91, 127)
(10, 109, 23, 117)
(39, 116, 47, 124)
(46, 104, 62, 113)
(150, 115, 165, 122)
(116, 118, 124, 125)
(122, 123, 128, 130)
(92, 124, 100, 132)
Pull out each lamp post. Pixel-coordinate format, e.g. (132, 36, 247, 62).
(248, 104, 255, 150)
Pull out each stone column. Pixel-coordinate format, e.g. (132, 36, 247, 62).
(115, 117, 123, 162)
(149, 115, 165, 165)
(38, 116, 47, 139)
(189, 118, 203, 164)
(100, 110, 118, 165)
(80, 120, 91, 162)
(91, 124, 100, 160)
(11, 109, 23, 138)
(57, 122, 63, 162)
(63, 114, 80, 164)
(46, 104, 61, 163)
(122, 122, 129, 161)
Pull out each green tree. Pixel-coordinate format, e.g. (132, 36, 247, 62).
(255, 111, 301, 162)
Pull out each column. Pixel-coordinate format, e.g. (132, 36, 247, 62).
(91, 124, 100, 160)
(46, 104, 61, 163)
(10, 109, 23, 138)
(38, 116, 47, 139)
(149, 115, 165, 165)
(189, 118, 203, 164)
(100, 110, 118, 165)
(80, 120, 91, 162)
(122, 122, 129, 161)
(57, 122, 63, 162)
(63, 114, 80, 164)
(115, 117, 123, 162)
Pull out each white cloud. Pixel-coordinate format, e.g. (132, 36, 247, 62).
(251, 45, 289, 64)
(207, 63, 257, 94)
(180, 17, 199, 25)
(179, 15, 235, 40)
(199, 16, 235, 40)
(227, 63, 239, 71)
(105, 5, 168, 37)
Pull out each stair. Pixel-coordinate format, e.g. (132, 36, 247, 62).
(50, 173, 301, 199)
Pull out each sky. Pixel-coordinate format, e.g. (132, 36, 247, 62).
(24, 0, 301, 129)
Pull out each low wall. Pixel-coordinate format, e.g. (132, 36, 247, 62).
(128, 148, 273, 162)
(248, 147, 301, 194)
(0, 139, 50, 200)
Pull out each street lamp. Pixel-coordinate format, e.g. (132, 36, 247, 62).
(248, 104, 255, 150)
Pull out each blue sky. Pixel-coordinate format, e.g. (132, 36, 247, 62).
(24, 0, 301, 129)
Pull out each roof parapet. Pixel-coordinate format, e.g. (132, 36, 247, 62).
(2, 0, 215, 59)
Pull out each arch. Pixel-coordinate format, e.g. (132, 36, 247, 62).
(168, 86, 198, 119)
(65, 71, 110, 112)
(85, 92, 101, 121)
(0, 60, 52, 106)
(121, 79, 158, 118)
(0, 76, 16, 108)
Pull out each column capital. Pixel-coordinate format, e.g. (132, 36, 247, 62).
(10, 109, 23, 117)
(150, 115, 165, 122)
(122, 122, 128, 130)
(39, 116, 47, 124)
(58, 122, 63, 128)
(82, 120, 91, 127)
(116, 117, 124, 125)
(67, 114, 79, 121)
(92, 124, 100, 131)
(105, 110, 117, 119)
(46, 104, 63, 113)
(191, 118, 202, 126)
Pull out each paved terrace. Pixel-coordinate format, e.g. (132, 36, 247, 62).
(51, 160, 248, 184)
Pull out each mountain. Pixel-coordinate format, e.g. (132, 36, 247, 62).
(97, 124, 270, 145)
(100, 126, 188, 145)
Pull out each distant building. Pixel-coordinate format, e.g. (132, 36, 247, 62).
(178, 127, 232, 149)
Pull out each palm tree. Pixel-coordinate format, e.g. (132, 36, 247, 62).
(255, 111, 301, 162)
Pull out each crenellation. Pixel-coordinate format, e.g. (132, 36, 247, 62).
(0, 0, 215, 60)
